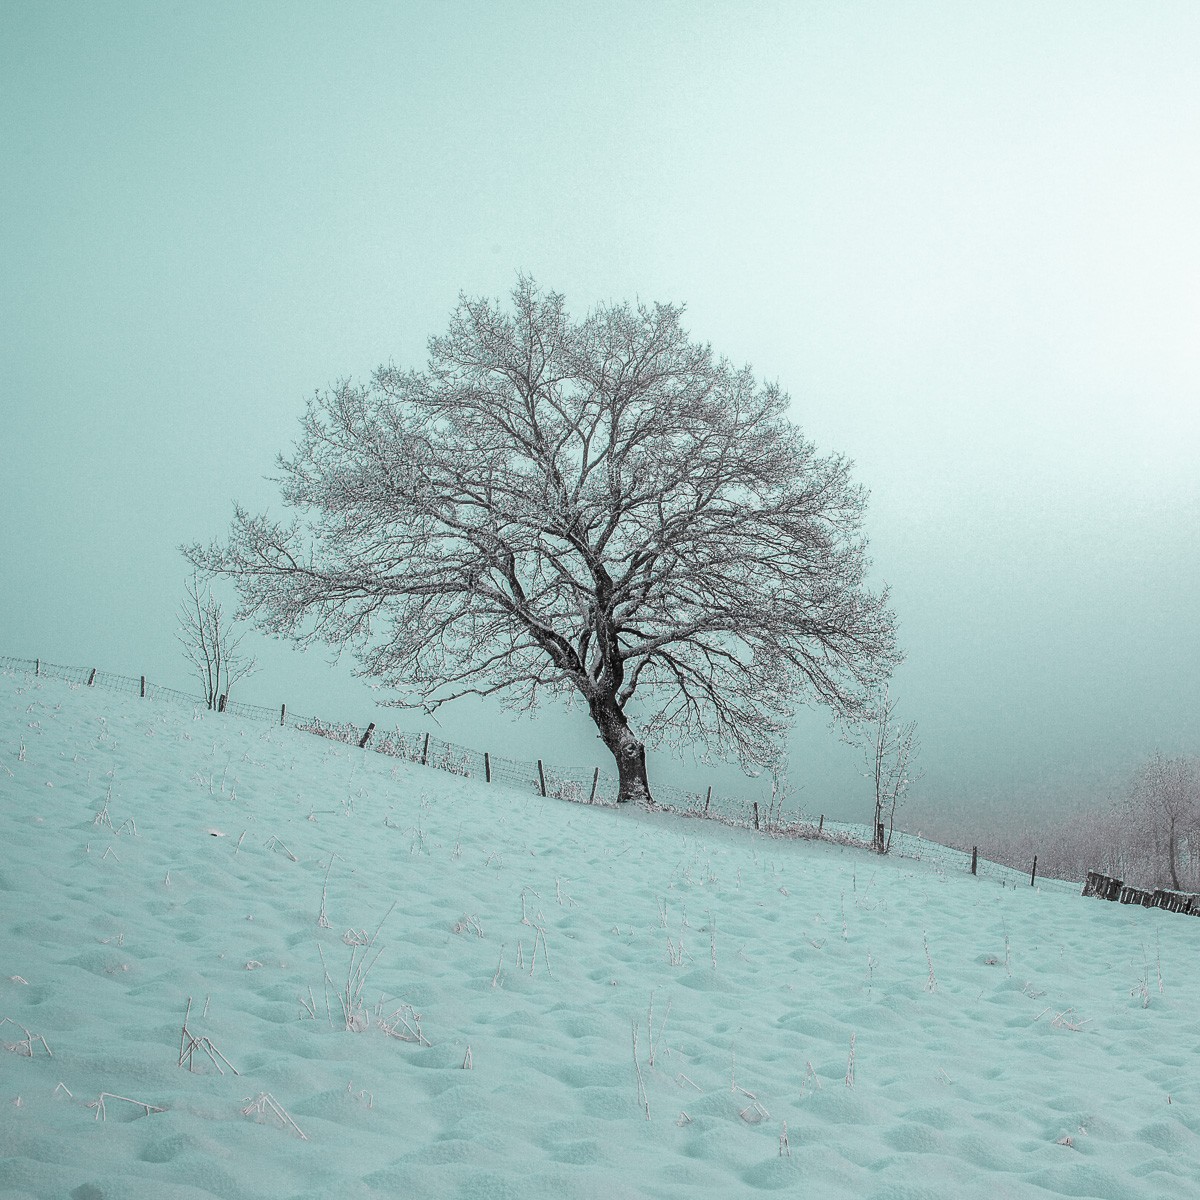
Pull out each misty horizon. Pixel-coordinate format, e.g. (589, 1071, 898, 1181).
(4, 3, 1197, 836)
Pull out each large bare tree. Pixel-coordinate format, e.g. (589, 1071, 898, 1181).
(185, 279, 899, 802)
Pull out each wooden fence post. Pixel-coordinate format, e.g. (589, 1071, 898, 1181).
(753, 801, 760, 830)
(589, 766, 599, 804)
(359, 722, 376, 749)
(140, 675, 147, 698)
(484, 752, 492, 783)
(87, 668, 96, 686)
(971, 846, 978, 875)
(35, 658, 40, 677)
(704, 785, 712, 816)
(280, 703, 286, 726)
(818, 814, 824, 834)
(537, 759, 547, 797)
(217, 693, 226, 712)
(1029, 855, 1038, 887)
(421, 733, 430, 766)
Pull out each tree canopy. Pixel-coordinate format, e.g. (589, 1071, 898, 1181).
(186, 279, 899, 802)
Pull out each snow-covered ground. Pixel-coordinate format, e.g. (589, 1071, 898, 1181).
(2, 669, 1198, 1200)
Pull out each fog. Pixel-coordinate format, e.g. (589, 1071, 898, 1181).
(4, 2, 1197, 832)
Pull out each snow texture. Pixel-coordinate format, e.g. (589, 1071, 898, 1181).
(1, 669, 1198, 1199)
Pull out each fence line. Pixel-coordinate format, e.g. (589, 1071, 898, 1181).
(0, 653, 747, 821)
(16, 653, 1194, 910)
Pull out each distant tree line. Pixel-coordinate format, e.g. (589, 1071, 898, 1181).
(947, 753, 1200, 891)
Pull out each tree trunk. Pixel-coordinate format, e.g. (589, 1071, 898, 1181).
(590, 696, 652, 805)
(1168, 825, 1182, 890)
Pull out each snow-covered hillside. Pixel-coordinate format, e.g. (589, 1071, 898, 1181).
(1, 670, 1198, 1199)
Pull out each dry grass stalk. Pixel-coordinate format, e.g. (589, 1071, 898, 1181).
(178, 998, 239, 1075)
(323, 902, 397, 1032)
(632, 1020, 650, 1120)
(666, 934, 685, 967)
(1050, 1008, 1089, 1031)
(519, 886, 541, 926)
(87, 1092, 165, 1121)
(528, 925, 552, 977)
(378, 1003, 430, 1045)
(0, 1017, 52, 1058)
(241, 1092, 307, 1140)
(647, 991, 672, 1068)
(317, 856, 338, 928)
(93, 788, 115, 830)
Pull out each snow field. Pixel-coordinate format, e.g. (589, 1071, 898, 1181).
(1, 670, 1199, 1199)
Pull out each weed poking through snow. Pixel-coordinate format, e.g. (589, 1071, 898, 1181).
(241, 1092, 307, 1140)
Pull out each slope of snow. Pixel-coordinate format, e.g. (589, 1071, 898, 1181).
(1, 670, 1198, 1199)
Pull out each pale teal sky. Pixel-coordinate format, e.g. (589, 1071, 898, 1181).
(3, 1, 1198, 830)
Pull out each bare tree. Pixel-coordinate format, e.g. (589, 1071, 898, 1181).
(184, 279, 899, 801)
(860, 686, 920, 853)
(176, 572, 258, 710)
(1125, 753, 1200, 890)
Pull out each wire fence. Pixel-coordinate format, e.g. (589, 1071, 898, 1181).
(1, 654, 739, 817)
(12, 652, 1195, 914)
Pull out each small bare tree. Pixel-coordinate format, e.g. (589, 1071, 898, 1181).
(185, 279, 899, 801)
(860, 686, 920, 853)
(176, 572, 258, 710)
